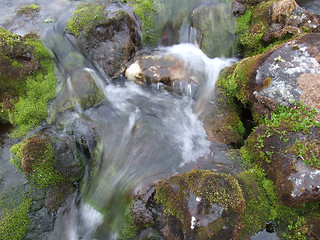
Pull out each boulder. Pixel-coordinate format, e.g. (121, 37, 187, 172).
(232, 0, 247, 16)
(66, 1, 141, 78)
(125, 54, 200, 95)
(245, 102, 320, 206)
(200, 87, 246, 147)
(253, 33, 320, 119)
(191, 2, 237, 58)
(130, 170, 246, 239)
(236, 0, 320, 57)
(55, 68, 105, 112)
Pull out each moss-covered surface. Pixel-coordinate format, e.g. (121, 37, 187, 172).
(66, 1, 106, 38)
(238, 147, 320, 239)
(10, 135, 62, 188)
(155, 170, 245, 238)
(15, 4, 40, 18)
(0, 197, 32, 240)
(246, 101, 320, 168)
(212, 54, 268, 144)
(130, 0, 156, 46)
(0, 28, 57, 137)
(236, 0, 296, 57)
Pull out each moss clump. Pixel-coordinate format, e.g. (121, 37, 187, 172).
(10, 135, 62, 188)
(66, 1, 106, 38)
(15, 4, 40, 18)
(0, 197, 31, 240)
(237, 168, 278, 237)
(155, 170, 245, 236)
(130, 0, 156, 46)
(0, 28, 57, 137)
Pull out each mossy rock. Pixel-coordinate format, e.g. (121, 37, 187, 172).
(236, 0, 300, 57)
(154, 170, 245, 239)
(66, 1, 141, 78)
(10, 135, 63, 188)
(200, 87, 246, 147)
(55, 68, 105, 112)
(244, 102, 320, 206)
(0, 28, 57, 137)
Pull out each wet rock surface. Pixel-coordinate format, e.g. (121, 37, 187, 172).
(125, 54, 200, 95)
(66, 1, 141, 78)
(131, 170, 246, 240)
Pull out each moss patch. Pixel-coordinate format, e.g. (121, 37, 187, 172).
(10, 135, 63, 188)
(15, 4, 40, 18)
(0, 197, 31, 240)
(66, 1, 106, 38)
(0, 28, 57, 137)
(130, 0, 156, 46)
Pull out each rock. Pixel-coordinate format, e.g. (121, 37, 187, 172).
(232, 0, 247, 16)
(125, 54, 200, 95)
(130, 170, 246, 239)
(54, 67, 105, 114)
(245, 102, 320, 206)
(66, 1, 141, 78)
(200, 87, 246, 146)
(253, 33, 320, 118)
(191, 2, 237, 58)
(236, 0, 320, 57)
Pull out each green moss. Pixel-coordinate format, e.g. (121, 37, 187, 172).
(9, 36, 57, 137)
(66, 1, 106, 38)
(239, 145, 320, 239)
(130, 0, 156, 46)
(155, 170, 245, 236)
(15, 4, 40, 18)
(236, 0, 295, 57)
(0, 197, 31, 240)
(218, 55, 260, 105)
(249, 101, 320, 167)
(237, 169, 276, 237)
(119, 204, 138, 240)
(10, 135, 63, 188)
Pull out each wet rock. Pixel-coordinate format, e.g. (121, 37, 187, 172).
(131, 199, 154, 227)
(66, 1, 141, 78)
(125, 54, 200, 95)
(200, 87, 245, 146)
(57, 111, 97, 155)
(25, 207, 55, 240)
(131, 170, 246, 240)
(55, 68, 105, 112)
(191, 2, 237, 58)
(232, 0, 247, 16)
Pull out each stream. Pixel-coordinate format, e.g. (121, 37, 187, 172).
(0, 0, 292, 239)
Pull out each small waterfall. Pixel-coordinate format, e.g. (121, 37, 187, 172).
(48, 41, 234, 239)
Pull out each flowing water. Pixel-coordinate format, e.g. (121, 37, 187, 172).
(0, 0, 280, 239)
